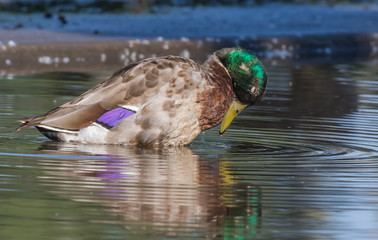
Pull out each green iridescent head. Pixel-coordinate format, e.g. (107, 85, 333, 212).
(216, 47, 268, 105)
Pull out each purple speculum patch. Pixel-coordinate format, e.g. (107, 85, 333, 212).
(97, 107, 135, 128)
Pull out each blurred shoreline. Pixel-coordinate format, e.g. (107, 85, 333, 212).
(1, 4, 377, 75)
(1, 4, 378, 40)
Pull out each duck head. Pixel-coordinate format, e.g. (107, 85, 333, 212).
(216, 48, 268, 134)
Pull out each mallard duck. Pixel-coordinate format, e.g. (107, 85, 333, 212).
(16, 47, 267, 146)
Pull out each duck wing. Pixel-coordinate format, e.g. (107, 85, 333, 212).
(16, 57, 186, 132)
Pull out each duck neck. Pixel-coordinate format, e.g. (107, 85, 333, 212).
(203, 55, 233, 88)
(199, 55, 235, 131)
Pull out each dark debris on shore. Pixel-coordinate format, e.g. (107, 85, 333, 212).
(0, 0, 377, 14)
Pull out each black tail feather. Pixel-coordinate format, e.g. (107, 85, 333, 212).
(35, 126, 63, 142)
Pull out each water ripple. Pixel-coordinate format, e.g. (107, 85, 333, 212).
(1, 62, 378, 239)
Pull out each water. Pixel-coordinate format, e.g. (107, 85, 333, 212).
(1, 60, 378, 239)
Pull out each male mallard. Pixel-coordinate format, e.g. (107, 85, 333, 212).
(16, 47, 267, 146)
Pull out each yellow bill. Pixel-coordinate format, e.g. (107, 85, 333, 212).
(219, 99, 248, 134)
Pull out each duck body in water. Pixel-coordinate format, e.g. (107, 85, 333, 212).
(16, 47, 268, 146)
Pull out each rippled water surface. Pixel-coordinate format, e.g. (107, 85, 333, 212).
(1, 60, 378, 239)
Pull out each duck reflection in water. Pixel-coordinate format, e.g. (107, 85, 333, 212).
(38, 143, 262, 239)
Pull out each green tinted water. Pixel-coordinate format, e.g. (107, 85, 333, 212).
(1, 62, 378, 239)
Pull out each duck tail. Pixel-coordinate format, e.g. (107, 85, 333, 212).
(15, 117, 38, 132)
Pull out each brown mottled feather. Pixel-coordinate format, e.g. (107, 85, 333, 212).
(16, 56, 207, 131)
(16, 54, 235, 145)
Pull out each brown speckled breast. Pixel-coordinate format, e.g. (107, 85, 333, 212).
(198, 56, 234, 131)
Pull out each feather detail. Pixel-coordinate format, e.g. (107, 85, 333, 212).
(15, 48, 268, 146)
(97, 107, 136, 129)
(34, 125, 79, 142)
